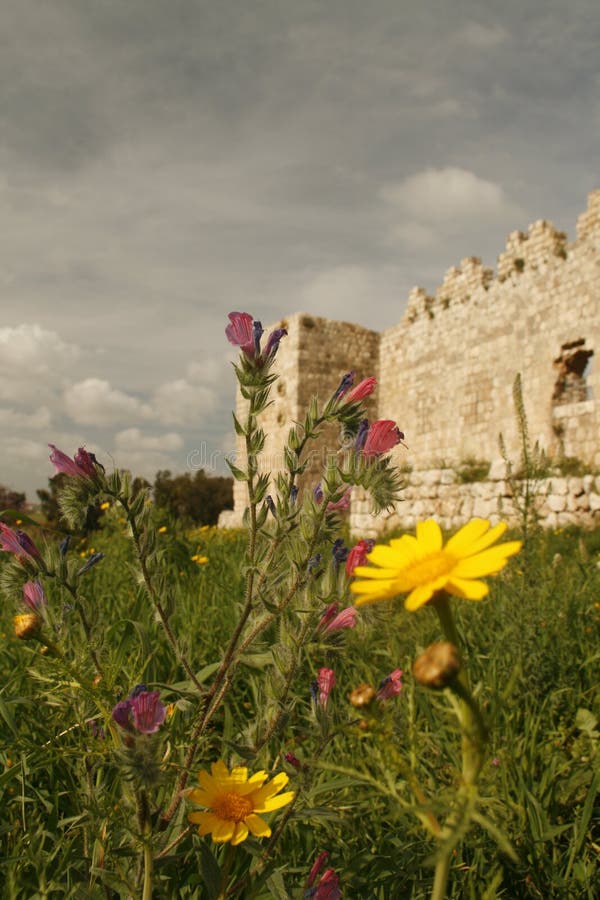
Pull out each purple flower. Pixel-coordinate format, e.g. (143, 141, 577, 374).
(313, 482, 324, 504)
(307, 553, 322, 572)
(327, 489, 351, 512)
(333, 371, 354, 400)
(253, 320, 264, 357)
(265, 495, 276, 516)
(112, 688, 166, 735)
(0, 523, 41, 563)
(87, 719, 106, 740)
(23, 580, 47, 611)
(226, 311, 255, 357)
(130, 690, 166, 734)
(49, 444, 98, 478)
(377, 668, 403, 701)
(354, 418, 369, 452)
(332, 539, 349, 564)
(263, 327, 287, 359)
(289, 484, 298, 505)
(285, 751, 302, 771)
(77, 552, 105, 576)
(112, 699, 134, 731)
(59, 535, 71, 557)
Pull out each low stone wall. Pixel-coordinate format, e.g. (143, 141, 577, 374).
(350, 470, 600, 538)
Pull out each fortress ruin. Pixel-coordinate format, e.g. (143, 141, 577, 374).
(225, 189, 600, 536)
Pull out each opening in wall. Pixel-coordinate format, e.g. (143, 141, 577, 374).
(552, 339, 594, 405)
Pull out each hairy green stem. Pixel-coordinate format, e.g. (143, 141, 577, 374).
(118, 495, 204, 694)
(429, 593, 488, 900)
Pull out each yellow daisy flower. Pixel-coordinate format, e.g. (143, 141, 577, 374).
(351, 518, 521, 611)
(186, 761, 294, 845)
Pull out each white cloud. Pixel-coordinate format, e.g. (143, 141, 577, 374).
(64, 378, 152, 426)
(0, 323, 81, 405)
(151, 378, 217, 426)
(300, 265, 379, 321)
(0, 323, 79, 374)
(381, 167, 519, 223)
(111, 428, 185, 482)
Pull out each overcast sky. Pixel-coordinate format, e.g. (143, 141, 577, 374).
(2, 0, 598, 498)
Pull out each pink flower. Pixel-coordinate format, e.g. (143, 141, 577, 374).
(112, 687, 166, 735)
(284, 751, 302, 771)
(313, 868, 341, 899)
(316, 667, 336, 708)
(345, 539, 375, 575)
(362, 420, 404, 458)
(307, 851, 330, 887)
(346, 376, 377, 403)
(319, 603, 357, 633)
(376, 668, 403, 701)
(225, 311, 256, 357)
(0, 523, 41, 562)
(49, 445, 98, 478)
(130, 690, 167, 734)
(327, 488, 351, 511)
(23, 580, 47, 611)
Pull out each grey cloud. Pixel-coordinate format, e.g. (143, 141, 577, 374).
(1, 0, 598, 496)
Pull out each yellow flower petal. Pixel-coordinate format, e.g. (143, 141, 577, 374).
(349, 517, 520, 610)
(246, 814, 271, 838)
(416, 519, 443, 552)
(444, 518, 491, 555)
(451, 542, 522, 578)
(185, 761, 293, 845)
(212, 819, 236, 842)
(352, 564, 401, 580)
(256, 790, 295, 813)
(351, 579, 401, 604)
(445, 576, 489, 600)
(231, 822, 249, 845)
(405, 583, 437, 611)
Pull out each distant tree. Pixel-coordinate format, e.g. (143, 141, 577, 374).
(0, 484, 27, 512)
(37, 474, 102, 532)
(153, 469, 233, 526)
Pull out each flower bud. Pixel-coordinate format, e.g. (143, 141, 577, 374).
(348, 682, 376, 708)
(412, 641, 461, 690)
(14, 613, 42, 640)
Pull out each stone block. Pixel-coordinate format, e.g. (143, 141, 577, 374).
(547, 494, 566, 512)
(589, 493, 600, 512)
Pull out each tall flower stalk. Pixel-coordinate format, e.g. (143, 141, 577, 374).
(351, 518, 521, 899)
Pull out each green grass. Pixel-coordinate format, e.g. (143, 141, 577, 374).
(1, 519, 599, 898)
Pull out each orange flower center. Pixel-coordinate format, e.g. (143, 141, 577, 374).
(405, 551, 455, 587)
(214, 791, 254, 823)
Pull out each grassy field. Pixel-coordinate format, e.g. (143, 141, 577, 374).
(1, 512, 599, 898)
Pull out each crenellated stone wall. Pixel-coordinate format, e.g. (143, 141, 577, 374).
(226, 189, 600, 535)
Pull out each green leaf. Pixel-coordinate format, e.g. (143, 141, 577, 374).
(226, 460, 248, 481)
(575, 707, 598, 736)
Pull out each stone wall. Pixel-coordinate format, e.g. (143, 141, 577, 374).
(226, 189, 600, 534)
(350, 470, 600, 538)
